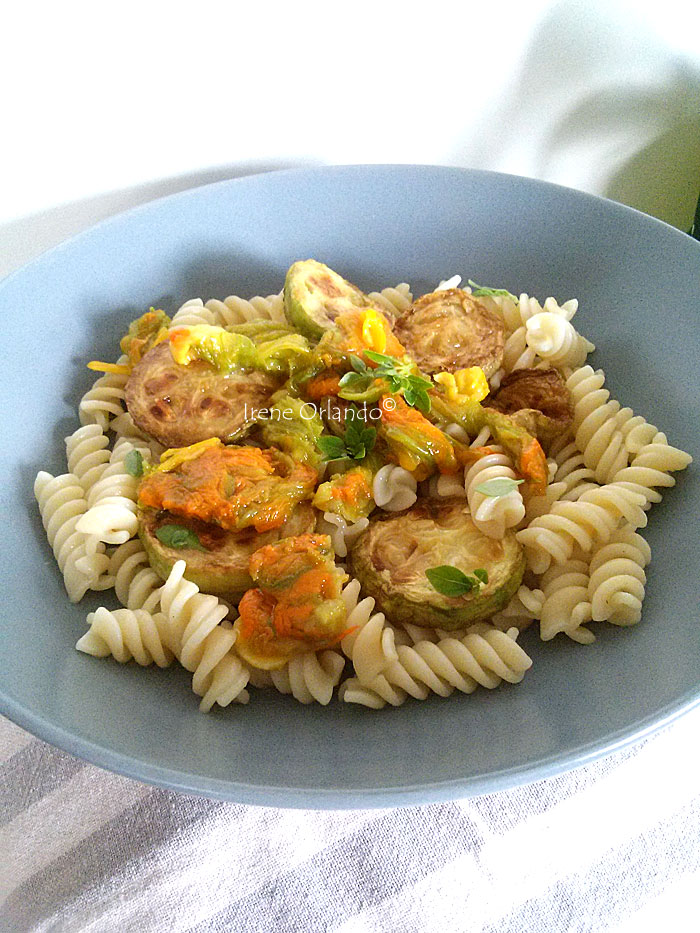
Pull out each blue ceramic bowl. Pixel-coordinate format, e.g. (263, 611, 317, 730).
(1, 165, 698, 808)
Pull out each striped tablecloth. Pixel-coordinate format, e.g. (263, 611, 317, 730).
(2, 707, 700, 933)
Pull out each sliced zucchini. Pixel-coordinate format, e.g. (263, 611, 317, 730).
(394, 288, 505, 378)
(485, 367, 573, 449)
(283, 259, 370, 340)
(137, 502, 316, 602)
(125, 341, 282, 448)
(348, 497, 524, 629)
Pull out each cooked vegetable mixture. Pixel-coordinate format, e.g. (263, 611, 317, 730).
(37, 259, 692, 711)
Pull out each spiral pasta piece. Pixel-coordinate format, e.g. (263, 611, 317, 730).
(339, 626, 532, 708)
(154, 560, 250, 709)
(76, 607, 172, 667)
(87, 436, 150, 503)
(340, 578, 398, 685)
(548, 434, 599, 501)
(65, 424, 111, 494)
(490, 585, 544, 632)
(264, 651, 346, 705)
(205, 292, 286, 327)
(464, 447, 526, 538)
(538, 560, 593, 643)
(613, 431, 692, 505)
(34, 471, 110, 601)
(478, 291, 578, 337)
(366, 283, 412, 319)
(373, 464, 418, 511)
(516, 481, 648, 573)
(75, 437, 150, 545)
(501, 326, 539, 373)
(78, 356, 129, 430)
(108, 539, 163, 611)
(192, 623, 250, 710)
(566, 366, 628, 483)
(426, 473, 468, 499)
(316, 512, 369, 559)
(587, 525, 651, 626)
(157, 560, 231, 669)
(525, 312, 594, 368)
(169, 297, 219, 328)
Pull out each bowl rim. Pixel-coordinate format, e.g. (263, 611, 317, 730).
(2, 163, 698, 808)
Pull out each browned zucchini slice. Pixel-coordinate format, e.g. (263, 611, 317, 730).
(125, 341, 282, 447)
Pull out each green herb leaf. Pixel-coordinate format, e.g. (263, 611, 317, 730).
(124, 449, 145, 478)
(425, 565, 487, 597)
(349, 354, 369, 374)
(155, 524, 206, 551)
(363, 350, 396, 368)
(343, 407, 377, 460)
(317, 435, 349, 461)
(359, 352, 433, 413)
(338, 371, 366, 389)
(474, 477, 525, 497)
(467, 279, 518, 302)
(413, 389, 431, 414)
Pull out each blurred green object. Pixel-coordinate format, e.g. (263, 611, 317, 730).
(690, 191, 700, 241)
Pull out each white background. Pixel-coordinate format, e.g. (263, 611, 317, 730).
(2, 0, 699, 279)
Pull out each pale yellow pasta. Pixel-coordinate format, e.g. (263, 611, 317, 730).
(464, 447, 526, 538)
(587, 525, 651, 627)
(76, 607, 172, 667)
(340, 626, 532, 709)
(78, 355, 129, 430)
(34, 471, 111, 601)
(538, 560, 594, 644)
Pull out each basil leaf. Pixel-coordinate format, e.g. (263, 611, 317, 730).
(467, 279, 518, 302)
(474, 477, 524, 497)
(155, 524, 206, 551)
(426, 565, 488, 597)
(425, 566, 477, 597)
(317, 436, 348, 461)
(124, 449, 144, 478)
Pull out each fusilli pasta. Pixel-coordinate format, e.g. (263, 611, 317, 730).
(316, 512, 369, 559)
(252, 651, 346, 705)
(65, 424, 111, 494)
(78, 356, 129, 430)
(587, 525, 651, 626)
(538, 559, 594, 643)
(34, 471, 110, 601)
(516, 481, 648, 574)
(108, 538, 163, 612)
(205, 292, 286, 327)
(340, 578, 397, 685)
(464, 448, 526, 538)
(566, 366, 629, 483)
(339, 626, 532, 708)
(76, 607, 172, 667)
(373, 463, 418, 511)
(525, 312, 594, 368)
